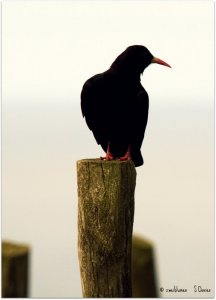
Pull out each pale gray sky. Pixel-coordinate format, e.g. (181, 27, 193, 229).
(3, 1, 214, 105)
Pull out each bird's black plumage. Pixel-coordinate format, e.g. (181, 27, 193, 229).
(81, 45, 170, 167)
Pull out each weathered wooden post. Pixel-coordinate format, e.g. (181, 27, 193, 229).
(2, 241, 29, 298)
(132, 235, 158, 298)
(77, 159, 136, 297)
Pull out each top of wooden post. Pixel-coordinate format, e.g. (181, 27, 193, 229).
(77, 159, 136, 185)
(77, 158, 136, 167)
(2, 241, 29, 258)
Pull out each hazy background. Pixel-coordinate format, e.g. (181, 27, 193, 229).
(2, 1, 214, 298)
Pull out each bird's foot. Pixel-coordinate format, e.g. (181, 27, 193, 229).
(100, 152, 114, 161)
(118, 153, 132, 161)
(118, 145, 131, 161)
(100, 142, 115, 161)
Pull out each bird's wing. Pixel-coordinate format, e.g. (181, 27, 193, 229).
(133, 87, 149, 148)
(129, 86, 149, 167)
(81, 72, 112, 149)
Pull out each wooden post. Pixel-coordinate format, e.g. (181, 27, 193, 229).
(132, 235, 158, 298)
(2, 241, 29, 298)
(77, 159, 136, 297)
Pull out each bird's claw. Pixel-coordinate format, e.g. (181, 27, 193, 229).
(100, 153, 114, 161)
(118, 146, 131, 161)
(118, 155, 132, 161)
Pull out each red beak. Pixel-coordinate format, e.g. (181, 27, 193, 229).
(152, 57, 171, 68)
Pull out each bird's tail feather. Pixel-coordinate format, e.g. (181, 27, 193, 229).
(131, 148, 144, 167)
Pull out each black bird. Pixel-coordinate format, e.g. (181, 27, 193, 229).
(81, 45, 171, 167)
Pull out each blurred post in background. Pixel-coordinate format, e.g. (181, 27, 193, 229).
(132, 235, 158, 298)
(2, 241, 30, 298)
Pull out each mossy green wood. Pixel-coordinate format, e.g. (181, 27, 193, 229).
(77, 159, 136, 297)
(2, 241, 29, 298)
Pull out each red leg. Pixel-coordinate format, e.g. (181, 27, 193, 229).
(118, 145, 131, 161)
(100, 142, 114, 161)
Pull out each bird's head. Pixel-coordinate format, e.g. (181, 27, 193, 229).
(110, 45, 171, 77)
